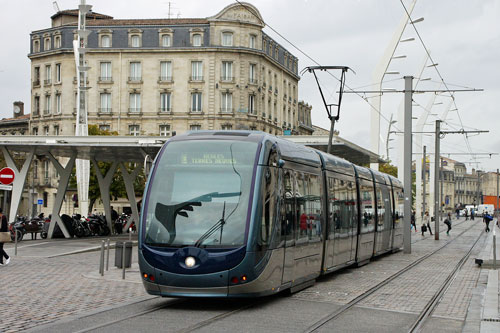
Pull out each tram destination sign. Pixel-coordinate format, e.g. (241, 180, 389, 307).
(0, 167, 15, 185)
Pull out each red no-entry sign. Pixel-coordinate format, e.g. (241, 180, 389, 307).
(0, 167, 15, 185)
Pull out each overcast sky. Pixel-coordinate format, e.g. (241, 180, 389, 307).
(1, 0, 498, 172)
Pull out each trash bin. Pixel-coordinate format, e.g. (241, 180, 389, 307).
(115, 241, 132, 268)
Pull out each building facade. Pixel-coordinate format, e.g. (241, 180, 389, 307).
(28, 3, 312, 137)
(26, 3, 313, 217)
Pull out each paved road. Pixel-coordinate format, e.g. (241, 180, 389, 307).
(0, 218, 491, 332)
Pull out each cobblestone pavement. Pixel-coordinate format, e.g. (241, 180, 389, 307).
(293, 218, 485, 323)
(0, 246, 150, 333)
(0, 218, 486, 332)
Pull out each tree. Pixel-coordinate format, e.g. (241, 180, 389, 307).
(70, 125, 145, 212)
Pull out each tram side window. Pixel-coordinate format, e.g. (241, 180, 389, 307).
(381, 185, 393, 230)
(376, 187, 384, 230)
(282, 170, 295, 242)
(327, 177, 337, 240)
(296, 172, 309, 244)
(260, 166, 278, 250)
(347, 180, 358, 235)
(394, 189, 404, 225)
(307, 173, 322, 241)
(360, 181, 375, 233)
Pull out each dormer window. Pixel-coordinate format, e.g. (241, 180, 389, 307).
(131, 35, 140, 47)
(44, 37, 51, 51)
(162, 34, 171, 47)
(101, 35, 111, 47)
(33, 40, 40, 53)
(54, 36, 61, 48)
(222, 32, 233, 46)
(192, 34, 202, 47)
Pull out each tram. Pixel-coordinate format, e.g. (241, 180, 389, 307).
(138, 131, 404, 297)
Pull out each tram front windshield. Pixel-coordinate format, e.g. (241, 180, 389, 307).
(144, 140, 258, 248)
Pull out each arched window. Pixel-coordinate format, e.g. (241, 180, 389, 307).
(33, 40, 40, 52)
(192, 34, 202, 47)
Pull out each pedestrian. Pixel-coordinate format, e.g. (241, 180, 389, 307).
(421, 220, 428, 236)
(444, 217, 452, 235)
(484, 213, 492, 232)
(111, 206, 119, 234)
(471, 209, 475, 221)
(423, 211, 432, 236)
(465, 209, 469, 221)
(0, 208, 11, 266)
(456, 208, 460, 219)
(411, 211, 417, 232)
(447, 212, 452, 221)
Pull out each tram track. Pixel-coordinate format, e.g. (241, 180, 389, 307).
(303, 220, 483, 332)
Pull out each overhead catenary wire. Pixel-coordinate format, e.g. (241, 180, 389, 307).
(399, 0, 477, 164)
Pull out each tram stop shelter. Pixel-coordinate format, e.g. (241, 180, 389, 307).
(0, 133, 383, 239)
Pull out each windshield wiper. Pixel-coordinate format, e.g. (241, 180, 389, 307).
(194, 201, 226, 248)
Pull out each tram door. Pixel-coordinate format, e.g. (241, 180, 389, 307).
(281, 169, 295, 284)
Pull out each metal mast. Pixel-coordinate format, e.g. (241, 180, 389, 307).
(73, 0, 91, 217)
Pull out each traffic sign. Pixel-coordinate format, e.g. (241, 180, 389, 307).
(0, 167, 15, 185)
(38, 199, 43, 205)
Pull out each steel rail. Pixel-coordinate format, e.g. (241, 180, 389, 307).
(303, 220, 481, 332)
(408, 230, 485, 332)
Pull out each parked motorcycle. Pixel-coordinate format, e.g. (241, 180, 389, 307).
(87, 213, 110, 236)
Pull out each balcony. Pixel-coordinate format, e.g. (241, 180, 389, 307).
(158, 76, 173, 83)
(220, 76, 234, 83)
(189, 108, 203, 115)
(33, 80, 40, 87)
(98, 108, 113, 116)
(43, 110, 51, 116)
(98, 77, 113, 84)
(158, 107, 172, 114)
(32, 110, 40, 118)
(127, 108, 142, 115)
(189, 76, 204, 82)
(73, 77, 89, 84)
(128, 77, 143, 84)
(219, 108, 234, 114)
(248, 78, 258, 85)
(44, 79, 52, 86)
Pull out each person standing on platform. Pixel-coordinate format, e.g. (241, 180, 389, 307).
(0, 208, 11, 266)
(411, 211, 417, 232)
(423, 211, 432, 236)
(444, 217, 452, 235)
(484, 213, 492, 232)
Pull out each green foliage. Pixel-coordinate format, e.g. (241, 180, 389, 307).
(69, 125, 145, 212)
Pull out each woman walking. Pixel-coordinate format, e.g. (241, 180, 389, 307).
(0, 208, 11, 266)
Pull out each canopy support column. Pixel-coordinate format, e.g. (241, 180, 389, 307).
(47, 153, 76, 239)
(91, 158, 118, 231)
(119, 163, 141, 231)
(1, 146, 34, 223)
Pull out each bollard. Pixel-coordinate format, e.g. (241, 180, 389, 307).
(106, 238, 110, 271)
(14, 228, 18, 256)
(129, 228, 132, 241)
(493, 229, 497, 269)
(99, 240, 105, 276)
(122, 242, 126, 279)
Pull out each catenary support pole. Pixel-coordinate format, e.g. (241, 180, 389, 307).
(423, 145, 426, 216)
(496, 169, 499, 218)
(440, 157, 444, 222)
(434, 120, 441, 240)
(403, 76, 413, 254)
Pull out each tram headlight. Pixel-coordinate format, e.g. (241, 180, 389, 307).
(185, 256, 196, 268)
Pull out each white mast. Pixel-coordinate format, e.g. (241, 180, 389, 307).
(73, 0, 91, 217)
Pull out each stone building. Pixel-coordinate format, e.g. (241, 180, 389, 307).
(28, 3, 310, 137)
(26, 2, 313, 216)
